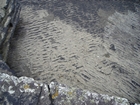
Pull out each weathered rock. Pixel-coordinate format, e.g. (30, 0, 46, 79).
(0, 0, 21, 62)
(0, 70, 138, 105)
(49, 82, 136, 105)
(0, 60, 13, 75)
(0, 61, 140, 105)
(0, 72, 51, 105)
(1, 57, 140, 105)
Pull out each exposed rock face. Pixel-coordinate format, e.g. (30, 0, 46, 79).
(0, 60, 13, 75)
(0, 72, 51, 105)
(49, 82, 130, 105)
(0, 74, 131, 105)
(0, 60, 135, 105)
(0, 0, 21, 62)
(7, 0, 140, 103)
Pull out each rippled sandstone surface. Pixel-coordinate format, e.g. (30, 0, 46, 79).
(8, 0, 140, 103)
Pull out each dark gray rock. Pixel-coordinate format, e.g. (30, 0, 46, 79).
(0, 71, 135, 105)
(0, 60, 13, 75)
(0, 72, 51, 105)
(0, 0, 21, 62)
(110, 44, 116, 51)
(49, 82, 131, 105)
(0, 61, 139, 105)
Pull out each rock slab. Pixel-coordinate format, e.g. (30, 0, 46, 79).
(0, 0, 21, 61)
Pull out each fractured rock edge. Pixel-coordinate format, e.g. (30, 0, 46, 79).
(0, 60, 140, 105)
(0, 0, 21, 62)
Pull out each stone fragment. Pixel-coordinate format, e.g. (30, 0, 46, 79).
(0, 73, 51, 105)
(110, 44, 116, 51)
(49, 82, 134, 105)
